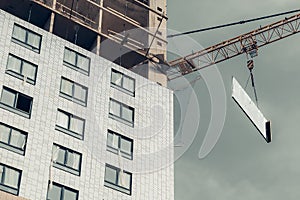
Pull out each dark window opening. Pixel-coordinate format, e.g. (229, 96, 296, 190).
(16, 95, 32, 113)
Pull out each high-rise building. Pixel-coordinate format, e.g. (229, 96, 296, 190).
(0, 0, 168, 86)
(0, 0, 173, 199)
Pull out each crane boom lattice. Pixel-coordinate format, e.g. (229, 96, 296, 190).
(168, 13, 300, 80)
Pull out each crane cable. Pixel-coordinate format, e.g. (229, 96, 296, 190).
(244, 59, 259, 106)
(168, 8, 300, 38)
(250, 69, 259, 107)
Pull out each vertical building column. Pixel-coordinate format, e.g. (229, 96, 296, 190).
(49, 0, 57, 33)
(145, 0, 168, 86)
(96, 0, 104, 56)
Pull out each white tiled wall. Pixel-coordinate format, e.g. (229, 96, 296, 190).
(0, 10, 174, 200)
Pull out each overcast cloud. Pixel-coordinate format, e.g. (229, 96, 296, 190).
(167, 0, 300, 199)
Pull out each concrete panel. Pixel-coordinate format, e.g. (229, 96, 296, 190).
(232, 77, 271, 142)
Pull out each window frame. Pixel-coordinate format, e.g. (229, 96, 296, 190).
(106, 130, 133, 160)
(0, 86, 33, 118)
(59, 77, 88, 107)
(11, 23, 42, 53)
(52, 143, 82, 176)
(104, 164, 132, 195)
(110, 69, 135, 96)
(109, 98, 134, 127)
(0, 122, 27, 155)
(5, 54, 38, 85)
(0, 163, 22, 195)
(47, 181, 79, 200)
(55, 109, 85, 140)
(63, 47, 90, 76)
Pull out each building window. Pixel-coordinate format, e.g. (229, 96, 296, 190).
(55, 109, 85, 140)
(0, 122, 27, 155)
(107, 130, 133, 160)
(63, 47, 90, 76)
(157, 7, 163, 12)
(52, 144, 82, 176)
(59, 77, 88, 107)
(0, 163, 21, 195)
(111, 69, 135, 96)
(47, 182, 78, 200)
(157, 41, 163, 46)
(12, 23, 42, 53)
(104, 164, 132, 195)
(0, 87, 33, 118)
(109, 99, 134, 127)
(6, 54, 38, 85)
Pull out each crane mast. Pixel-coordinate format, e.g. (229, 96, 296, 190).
(167, 13, 300, 80)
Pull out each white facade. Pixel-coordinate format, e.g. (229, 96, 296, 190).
(0, 10, 174, 200)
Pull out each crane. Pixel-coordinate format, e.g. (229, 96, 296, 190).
(167, 12, 300, 152)
(167, 12, 300, 80)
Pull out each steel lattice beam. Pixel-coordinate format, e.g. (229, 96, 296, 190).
(168, 13, 300, 80)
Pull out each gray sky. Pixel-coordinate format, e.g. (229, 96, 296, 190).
(167, 0, 300, 199)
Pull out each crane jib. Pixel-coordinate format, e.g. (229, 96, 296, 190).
(168, 13, 300, 80)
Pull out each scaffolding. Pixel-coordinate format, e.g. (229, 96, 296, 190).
(0, 0, 168, 77)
